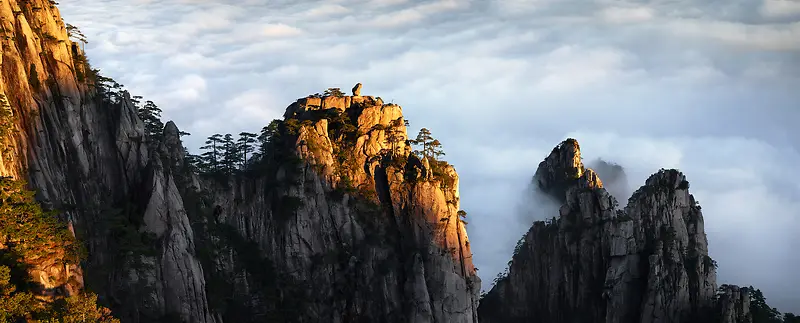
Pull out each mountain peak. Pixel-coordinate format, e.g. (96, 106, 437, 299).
(533, 138, 603, 201)
(283, 89, 385, 120)
(644, 168, 689, 189)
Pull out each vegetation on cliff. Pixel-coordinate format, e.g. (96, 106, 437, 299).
(0, 177, 118, 322)
(748, 286, 798, 323)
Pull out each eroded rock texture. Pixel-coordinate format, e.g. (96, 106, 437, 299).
(1, 1, 215, 321)
(479, 139, 751, 323)
(197, 94, 480, 322)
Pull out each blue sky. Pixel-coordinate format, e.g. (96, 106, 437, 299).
(59, 0, 799, 313)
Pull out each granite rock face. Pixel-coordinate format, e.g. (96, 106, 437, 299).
(0, 1, 216, 321)
(0, 1, 479, 321)
(479, 139, 751, 323)
(199, 94, 480, 322)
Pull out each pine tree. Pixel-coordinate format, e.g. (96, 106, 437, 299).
(411, 128, 445, 161)
(200, 134, 223, 172)
(414, 128, 433, 158)
(383, 118, 406, 158)
(138, 100, 164, 143)
(257, 120, 281, 158)
(748, 287, 783, 323)
(429, 139, 445, 160)
(65, 23, 88, 45)
(221, 133, 240, 173)
(0, 177, 118, 322)
(184, 152, 202, 171)
(237, 132, 257, 168)
(324, 88, 345, 97)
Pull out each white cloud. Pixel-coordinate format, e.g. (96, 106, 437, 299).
(167, 74, 207, 102)
(178, 5, 242, 32)
(535, 46, 639, 92)
(165, 52, 225, 69)
(223, 89, 284, 127)
(262, 23, 304, 38)
(367, 0, 468, 27)
(491, 0, 553, 16)
(597, 6, 655, 23)
(760, 0, 800, 18)
(298, 4, 350, 18)
(667, 19, 800, 51)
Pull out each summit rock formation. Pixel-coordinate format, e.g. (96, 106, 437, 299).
(478, 139, 752, 323)
(0, 0, 478, 322)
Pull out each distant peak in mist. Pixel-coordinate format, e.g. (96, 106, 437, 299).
(586, 158, 631, 203)
(532, 138, 587, 202)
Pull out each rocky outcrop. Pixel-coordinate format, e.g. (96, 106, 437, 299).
(479, 139, 748, 323)
(716, 285, 752, 323)
(352, 82, 362, 96)
(195, 93, 480, 322)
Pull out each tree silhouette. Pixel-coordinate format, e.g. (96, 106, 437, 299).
(429, 139, 445, 160)
(237, 132, 258, 167)
(414, 128, 433, 158)
(257, 120, 281, 158)
(324, 88, 345, 97)
(785, 313, 800, 323)
(748, 287, 783, 323)
(65, 23, 88, 45)
(200, 134, 223, 172)
(221, 133, 240, 173)
(138, 100, 164, 143)
(94, 74, 124, 103)
(411, 128, 445, 161)
(384, 118, 405, 158)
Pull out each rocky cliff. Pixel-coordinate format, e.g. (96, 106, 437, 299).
(1, 0, 215, 321)
(187, 94, 480, 322)
(478, 139, 751, 323)
(0, 0, 479, 322)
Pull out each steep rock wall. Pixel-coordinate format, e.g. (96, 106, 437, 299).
(478, 139, 750, 323)
(192, 95, 480, 322)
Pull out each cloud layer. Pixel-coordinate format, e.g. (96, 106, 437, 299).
(59, 0, 800, 313)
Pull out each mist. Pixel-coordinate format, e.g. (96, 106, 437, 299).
(515, 179, 562, 226)
(586, 158, 632, 205)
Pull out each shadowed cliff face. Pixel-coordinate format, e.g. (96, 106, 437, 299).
(0, 1, 479, 322)
(1, 1, 215, 321)
(194, 94, 480, 322)
(478, 139, 751, 323)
